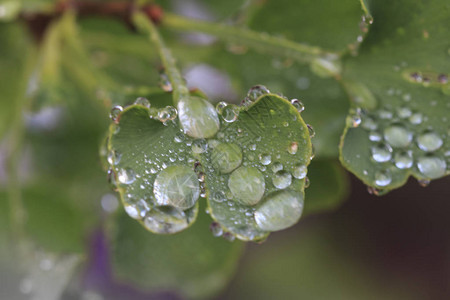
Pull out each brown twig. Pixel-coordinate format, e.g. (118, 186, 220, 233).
(19, 0, 163, 43)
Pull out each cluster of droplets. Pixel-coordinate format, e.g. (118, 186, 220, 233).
(349, 101, 448, 191)
(196, 86, 313, 241)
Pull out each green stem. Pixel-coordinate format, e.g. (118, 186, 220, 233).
(163, 13, 337, 63)
(132, 11, 190, 105)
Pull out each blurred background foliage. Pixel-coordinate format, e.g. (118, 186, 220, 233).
(0, 0, 449, 299)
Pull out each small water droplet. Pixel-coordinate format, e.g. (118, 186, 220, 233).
(107, 150, 122, 165)
(292, 164, 307, 179)
(378, 109, 393, 119)
(307, 124, 315, 138)
(287, 142, 298, 154)
(362, 116, 378, 130)
(254, 190, 303, 231)
(272, 170, 292, 189)
(117, 168, 136, 184)
(174, 132, 185, 143)
(211, 190, 227, 203)
(159, 71, 172, 91)
(417, 131, 443, 152)
(192, 139, 208, 154)
(220, 105, 239, 122)
(271, 162, 283, 173)
(228, 166, 265, 206)
(396, 107, 412, 118)
(418, 179, 431, 187)
(210, 222, 223, 237)
(371, 143, 393, 162)
(290, 99, 305, 112)
(110, 106, 123, 123)
(259, 153, 271, 165)
(383, 124, 413, 148)
(409, 113, 423, 125)
(158, 106, 177, 122)
(246, 85, 270, 102)
(394, 151, 413, 169)
(375, 170, 392, 187)
(369, 131, 383, 142)
(134, 97, 150, 108)
(222, 231, 236, 242)
(153, 166, 200, 209)
(211, 143, 242, 173)
(417, 156, 446, 179)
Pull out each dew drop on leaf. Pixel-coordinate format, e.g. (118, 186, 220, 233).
(417, 156, 446, 179)
(254, 190, 303, 231)
(158, 106, 177, 122)
(290, 99, 305, 113)
(134, 97, 151, 108)
(153, 165, 200, 210)
(258, 153, 271, 165)
(110, 105, 123, 123)
(211, 143, 242, 174)
(192, 139, 208, 154)
(228, 166, 265, 206)
(292, 164, 307, 179)
(178, 97, 220, 138)
(383, 124, 413, 148)
(394, 151, 413, 169)
(117, 168, 136, 184)
(371, 143, 393, 162)
(375, 170, 392, 187)
(272, 170, 292, 189)
(416, 131, 443, 152)
(143, 206, 192, 234)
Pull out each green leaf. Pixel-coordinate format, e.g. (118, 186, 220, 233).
(247, 0, 364, 53)
(340, 0, 450, 191)
(107, 92, 312, 241)
(303, 160, 350, 216)
(200, 94, 312, 241)
(110, 206, 244, 299)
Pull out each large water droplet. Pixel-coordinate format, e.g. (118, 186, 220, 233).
(290, 99, 305, 113)
(371, 143, 393, 162)
(254, 190, 303, 231)
(259, 153, 271, 165)
(178, 97, 220, 138)
(417, 156, 446, 179)
(292, 164, 307, 179)
(409, 113, 423, 125)
(394, 151, 413, 169)
(211, 143, 242, 173)
(228, 166, 265, 206)
(245, 85, 270, 103)
(219, 104, 239, 123)
(153, 165, 200, 209)
(117, 168, 136, 184)
(375, 170, 392, 187)
(383, 124, 413, 147)
(272, 170, 292, 189)
(417, 131, 443, 152)
(144, 206, 190, 234)
(124, 198, 150, 219)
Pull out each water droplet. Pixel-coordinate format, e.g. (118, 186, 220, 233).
(417, 156, 446, 179)
(158, 106, 177, 122)
(287, 142, 298, 154)
(107, 150, 122, 166)
(375, 170, 392, 187)
(383, 124, 413, 147)
(396, 107, 412, 118)
(369, 131, 382, 142)
(304, 176, 310, 188)
(211, 190, 227, 203)
(117, 168, 135, 184)
(219, 104, 239, 123)
(254, 190, 303, 231)
(192, 139, 208, 154)
(153, 166, 200, 209)
(159, 71, 172, 91)
(292, 164, 307, 179)
(211, 143, 242, 173)
(417, 131, 443, 152)
(378, 109, 393, 119)
(371, 143, 393, 162)
(418, 179, 431, 187)
(246, 85, 270, 102)
(362, 116, 378, 130)
(307, 124, 315, 138)
(174, 132, 185, 143)
(271, 162, 283, 173)
(210, 222, 223, 237)
(272, 170, 292, 189)
(222, 231, 236, 242)
(250, 144, 257, 151)
(144, 206, 190, 234)
(124, 198, 150, 219)
(110, 106, 123, 123)
(228, 166, 265, 206)
(394, 151, 413, 169)
(291, 99, 305, 112)
(409, 113, 423, 125)
(259, 153, 271, 165)
(134, 97, 150, 108)
(178, 97, 220, 138)
(347, 108, 362, 128)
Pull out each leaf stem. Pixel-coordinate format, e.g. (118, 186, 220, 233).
(132, 11, 190, 105)
(162, 13, 338, 64)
